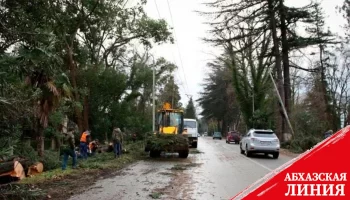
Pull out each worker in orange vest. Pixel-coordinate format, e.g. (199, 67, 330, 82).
(80, 130, 91, 159)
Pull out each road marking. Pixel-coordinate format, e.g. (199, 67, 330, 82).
(205, 137, 273, 171)
(222, 141, 273, 171)
(221, 142, 273, 172)
(240, 155, 273, 172)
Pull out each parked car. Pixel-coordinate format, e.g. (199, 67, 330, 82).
(226, 131, 240, 144)
(240, 129, 280, 159)
(212, 132, 222, 140)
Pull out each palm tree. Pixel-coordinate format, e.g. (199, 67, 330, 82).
(26, 72, 72, 156)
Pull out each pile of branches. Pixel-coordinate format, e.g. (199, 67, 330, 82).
(145, 134, 189, 151)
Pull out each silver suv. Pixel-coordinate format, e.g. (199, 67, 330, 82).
(240, 129, 280, 159)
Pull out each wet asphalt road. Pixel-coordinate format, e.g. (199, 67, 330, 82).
(69, 137, 295, 200)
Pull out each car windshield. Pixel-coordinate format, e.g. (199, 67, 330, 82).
(253, 131, 275, 138)
(214, 132, 221, 136)
(184, 121, 196, 128)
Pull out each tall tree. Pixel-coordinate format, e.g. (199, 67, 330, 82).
(0, 0, 173, 156)
(224, 31, 275, 130)
(158, 76, 181, 108)
(198, 60, 240, 134)
(339, 0, 350, 125)
(184, 97, 196, 118)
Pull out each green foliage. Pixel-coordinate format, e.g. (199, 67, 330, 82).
(197, 59, 240, 133)
(184, 97, 197, 119)
(0, 0, 176, 156)
(158, 76, 182, 108)
(14, 142, 38, 162)
(284, 104, 325, 152)
(145, 134, 188, 151)
(40, 150, 61, 171)
(0, 184, 45, 200)
(149, 192, 163, 199)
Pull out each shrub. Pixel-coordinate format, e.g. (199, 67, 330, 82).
(40, 150, 61, 171)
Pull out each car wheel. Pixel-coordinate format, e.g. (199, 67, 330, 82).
(245, 145, 252, 157)
(240, 144, 244, 154)
(179, 150, 189, 158)
(273, 152, 279, 159)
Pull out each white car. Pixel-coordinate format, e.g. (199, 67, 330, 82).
(240, 129, 280, 159)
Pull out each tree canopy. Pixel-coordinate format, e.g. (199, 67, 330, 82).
(184, 97, 196, 119)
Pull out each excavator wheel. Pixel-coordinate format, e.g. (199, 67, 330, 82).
(178, 150, 189, 158)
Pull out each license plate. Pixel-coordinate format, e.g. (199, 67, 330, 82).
(260, 141, 271, 145)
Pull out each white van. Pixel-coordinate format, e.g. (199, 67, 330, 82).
(184, 118, 198, 148)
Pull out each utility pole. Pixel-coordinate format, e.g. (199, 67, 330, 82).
(152, 56, 156, 132)
(252, 88, 254, 128)
(171, 81, 174, 108)
(268, 71, 295, 137)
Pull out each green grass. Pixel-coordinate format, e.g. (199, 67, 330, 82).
(0, 184, 45, 200)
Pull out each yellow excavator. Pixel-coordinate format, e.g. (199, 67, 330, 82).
(145, 102, 189, 158)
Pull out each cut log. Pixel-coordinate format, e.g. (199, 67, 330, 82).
(0, 161, 25, 180)
(28, 162, 44, 176)
(13, 159, 35, 176)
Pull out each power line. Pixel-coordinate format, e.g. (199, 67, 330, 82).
(153, 0, 188, 95)
(165, 0, 190, 95)
(122, 0, 130, 8)
(153, 0, 161, 17)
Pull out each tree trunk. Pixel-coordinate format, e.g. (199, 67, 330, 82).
(83, 95, 89, 131)
(67, 45, 83, 133)
(36, 119, 44, 157)
(27, 162, 44, 176)
(51, 138, 56, 150)
(15, 159, 35, 176)
(268, 0, 285, 140)
(279, 0, 291, 134)
(346, 106, 350, 126)
(0, 161, 25, 180)
(221, 120, 227, 136)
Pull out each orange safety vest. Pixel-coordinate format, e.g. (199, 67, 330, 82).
(80, 132, 88, 143)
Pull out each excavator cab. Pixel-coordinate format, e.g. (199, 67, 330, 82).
(156, 102, 184, 135)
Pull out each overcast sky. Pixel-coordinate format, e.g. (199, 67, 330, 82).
(140, 0, 345, 115)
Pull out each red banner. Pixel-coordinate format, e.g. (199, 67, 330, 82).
(231, 126, 350, 199)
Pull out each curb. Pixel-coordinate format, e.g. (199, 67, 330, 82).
(279, 148, 300, 158)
